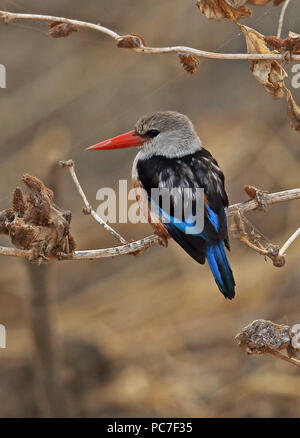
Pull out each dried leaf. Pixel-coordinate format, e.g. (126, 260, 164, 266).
(286, 89, 300, 133)
(240, 25, 270, 54)
(197, 0, 286, 23)
(239, 24, 287, 99)
(265, 33, 300, 54)
(49, 21, 77, 38)
(244, 185, 257, 199)
(196, 0, 251, 22)
(264, 35, 285, 51)
(178, 54, 200, 74)
(117, 34, 146, 49)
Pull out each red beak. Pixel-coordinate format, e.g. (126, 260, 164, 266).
(86, 130, 145, 151)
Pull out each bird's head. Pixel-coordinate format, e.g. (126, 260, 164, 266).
(87, 111, 202, 158)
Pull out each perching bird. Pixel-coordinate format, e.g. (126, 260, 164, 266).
(87, 111, 235, 299)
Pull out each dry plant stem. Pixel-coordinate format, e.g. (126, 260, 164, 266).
(27, 263, 75, 416)
(279, 227, 300, 256)
(238, 234, 270, 257)
(232, 210, 285, 266)
(277, 0, 291, 38)
(226, 188, 300, 217)
(0, 187, 299, 261)
(0, 246, 29, 258)
(1, 10, 300, 61)
(60, 160, 126, 244)
(268, 348, 300, 367)
(26, 165, 78, 417)
(0, 236, 160, 260)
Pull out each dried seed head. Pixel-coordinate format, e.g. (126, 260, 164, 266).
(178, 54, 200, 74)
(236, 319, 291, 354)
(117, 34, 146, 49)
(68, 234, 77, 253)
(22, 174, 53, 199)
(244, 185, 257, 199)
(49, 21, 78, 38)
(12, 187, 26, 217)
(0, 209, 14, 234)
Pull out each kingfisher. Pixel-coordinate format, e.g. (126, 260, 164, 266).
(87, 111, 235, 299)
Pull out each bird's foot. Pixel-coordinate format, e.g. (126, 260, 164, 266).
(155, 234, 169, 248)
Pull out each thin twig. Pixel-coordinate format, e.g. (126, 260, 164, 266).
(227, 188, 300, 217)
(268, 348, 300, 368)
(59, 160, 126, 244)
(231, 211, 285, 267)
(0, 236, 160, 260)
(279, 227, 300, 256)
(0, 246, 29, 258)
(230, 186, 299, 265)
(0, 10, 300, 61)
(0, 186, 299, 262)
(277, 0, 292, 38)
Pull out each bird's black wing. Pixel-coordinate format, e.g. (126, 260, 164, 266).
(136, 148, 229, 260)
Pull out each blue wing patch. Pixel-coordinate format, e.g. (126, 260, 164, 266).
(205, 203, 219, 232)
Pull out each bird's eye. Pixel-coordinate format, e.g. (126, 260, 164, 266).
(146, 129, 160, 138)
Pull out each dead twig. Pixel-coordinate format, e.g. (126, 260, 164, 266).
(227, 187, 300, 217)
(229, 185, 300, 267)
(277, 0, 291, 38)
(230, 211, 285, 267)
(59, 160, 126, 244)
(0, 10, 300, 62)
(0, 166, 299, 263)
(278, 227, 300, 257)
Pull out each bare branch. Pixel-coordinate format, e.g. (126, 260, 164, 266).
(0, 235, 160, 260)
(227, 188, 300, 217)
(230, 211, 285, 267)
(0, 177, 299, 262)
(229, 186, 300, 265)
(0, 246, 29, 258)
(277, 0, 292, 38)
(236, 319, 300, 368)
(59, 160, 126, 244)
(279, 227, 300, 256)
(0, 10, 300, 61)
(268, 348, 300, 368)
(0, 11, 119, 39)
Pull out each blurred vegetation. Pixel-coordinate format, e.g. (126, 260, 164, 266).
(0, 0, 299, 417)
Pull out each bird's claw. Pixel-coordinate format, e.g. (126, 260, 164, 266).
(156, 234, 169, 247)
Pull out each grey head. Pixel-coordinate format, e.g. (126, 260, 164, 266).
(134, 111, 202, 159)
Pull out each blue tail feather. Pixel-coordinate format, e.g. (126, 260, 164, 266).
(206, 242, 235, 299)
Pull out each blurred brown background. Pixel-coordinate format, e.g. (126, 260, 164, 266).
(0, 0, 299, 418)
